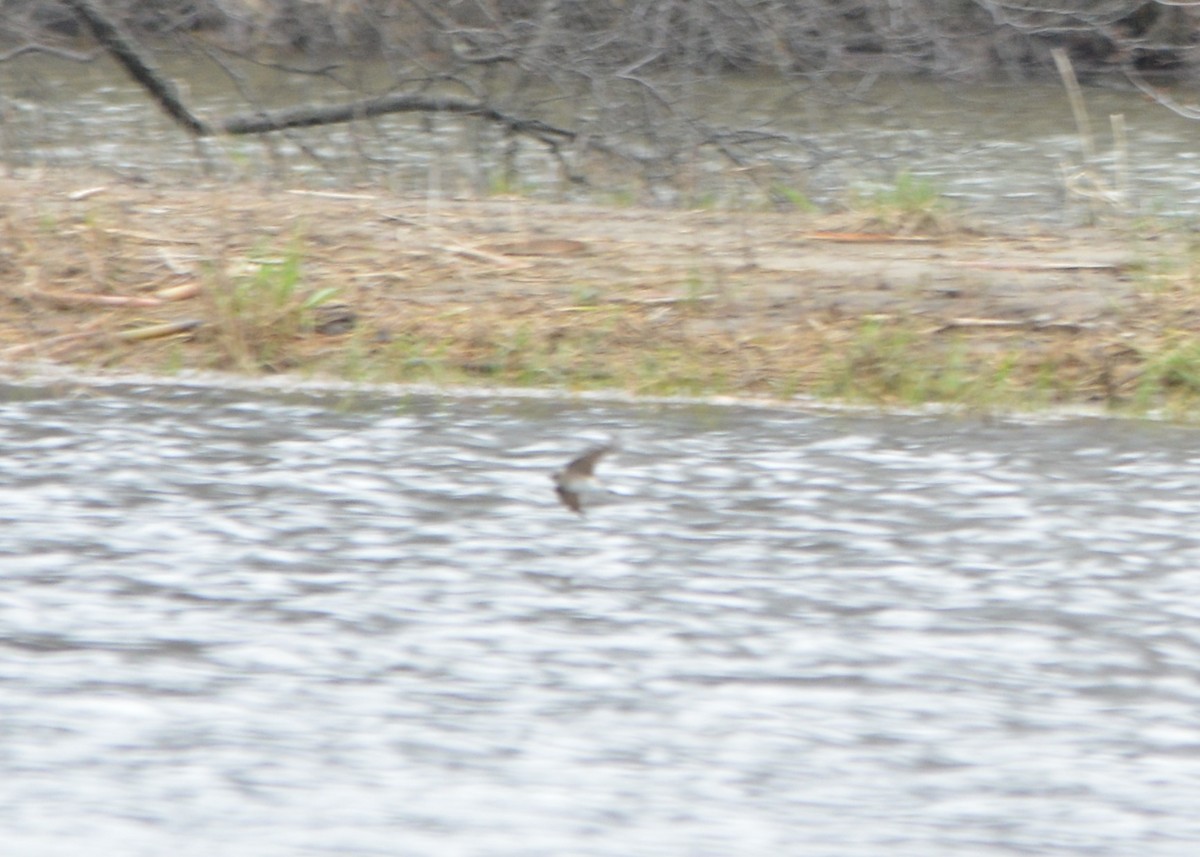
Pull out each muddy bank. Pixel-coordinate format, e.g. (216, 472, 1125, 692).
(1, 172, 1196, 414)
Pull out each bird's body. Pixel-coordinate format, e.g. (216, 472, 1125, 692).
(552, 444, 613, 515)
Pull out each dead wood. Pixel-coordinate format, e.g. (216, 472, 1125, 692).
(25, 289, 166, 309)
(62, 0, 211, 136)
(64, 0, 574, 148)
(218, 94, 574, 143)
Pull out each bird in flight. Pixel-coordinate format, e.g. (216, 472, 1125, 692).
(552, 444, 614, 515)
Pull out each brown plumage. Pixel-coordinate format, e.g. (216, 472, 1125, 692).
(552, 445, 613, 515)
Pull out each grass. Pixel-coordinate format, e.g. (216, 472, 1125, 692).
(768, 183, 820, 212)
(485, 170, 537, 197)
(847, 170, 955, 233)
(342, 308, 1121, 413)
(1134, 337, 1200, 414)
(817, 319, 1028, 409)
(205, 240, 339, 371)
(1123, 220, 1200, 295)
(10, 170, 1200, 420)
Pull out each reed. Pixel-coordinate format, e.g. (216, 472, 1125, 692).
(5, 171, 1200, 419)
(204, 241, 338, 371)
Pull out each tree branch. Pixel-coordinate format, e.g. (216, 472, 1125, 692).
(218, 93, 576, 144)
(62, 0, 212, 136)
(65, 0, 577, 151)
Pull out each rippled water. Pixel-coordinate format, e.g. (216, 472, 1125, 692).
(6, 53, 1200, 222)
(3, 379, 1200, 856)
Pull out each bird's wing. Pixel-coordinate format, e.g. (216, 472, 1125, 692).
(555, 483, 584, 515)
(567, 444, 612, 477)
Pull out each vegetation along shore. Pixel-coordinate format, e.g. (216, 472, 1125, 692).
(5, 2, 1200, 416)
(4, 171, 1200, 417)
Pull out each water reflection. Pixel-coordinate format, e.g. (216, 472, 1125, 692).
(2, 380, 1200, 855)
(6, 53, 1200, 221)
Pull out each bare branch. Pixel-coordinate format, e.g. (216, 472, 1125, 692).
(1124, 62, 1200, 120)
(218, 93, 576, 144)
(0, 44, 100, 63)
(61, 0, 211, 135)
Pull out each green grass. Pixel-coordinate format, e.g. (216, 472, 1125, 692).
(769, 183, 820, 212)
(817, 319, 1034, 410)
(485, 170, 537, 197)
(1134, 337, 1200, 413)
(848, 170, 952, 232)
(206, 240, 338, 371)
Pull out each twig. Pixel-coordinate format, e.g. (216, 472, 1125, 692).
(286, 190, 378, 201)
(219, 93, 575, 144)
(0, 44, 99, 63)
(114, 319, 202, 342)
(68, 186, 109, 201)
(950, 261, 1121, 272)
(607, 295, 717, 306)
(1, 319, 202, 359)
(1052, 48, 1094, 161)
(933, 318, 1091, 334)
(1, 319, 109, 358)
(25, 290, 165, 309)
(1112, 112, 1130, 206)
(430, 243, 525, 267)
(155, 283, 202, 301)
(802, 232, 937, 243)
(1124, 63, 1200, 120)
(104, 228, 203, 245)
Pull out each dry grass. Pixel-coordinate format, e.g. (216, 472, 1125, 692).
(2, 170, 1199, 415)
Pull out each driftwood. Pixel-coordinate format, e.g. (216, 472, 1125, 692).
(62, 0, 211, 135)
(933, 317, 1091, 334)
(114, 319, 203, 342)
(221, 94, 574, 142)
(1, 319, 202, 358)
(63, 0, 574, 145)
(22, 284, 201, 309)
(26, 289, 167, 309)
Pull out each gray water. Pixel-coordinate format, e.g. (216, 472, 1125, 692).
(3, 379, 1200, 856)
(5, 54, 1200, 222)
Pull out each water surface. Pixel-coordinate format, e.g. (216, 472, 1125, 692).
(3, 380, 1200, 855)
(5, 54, 1200, 222)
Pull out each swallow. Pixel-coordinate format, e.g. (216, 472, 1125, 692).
(552, 444, 614, 515)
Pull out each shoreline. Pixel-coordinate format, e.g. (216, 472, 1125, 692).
(0, 358, 1120, 419)
(2, 171, 1198, 420)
